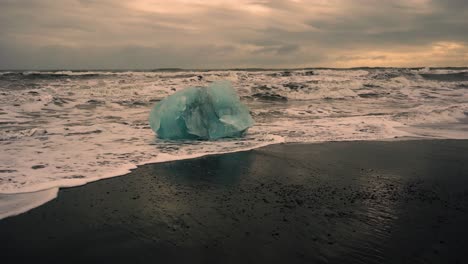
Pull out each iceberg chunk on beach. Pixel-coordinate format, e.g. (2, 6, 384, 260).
(149, 81, 254, 140)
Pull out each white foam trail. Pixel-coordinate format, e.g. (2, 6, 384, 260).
(0, 134, 284, 219)
(0, 134, 284, 195)
(0, 188, 58, 220)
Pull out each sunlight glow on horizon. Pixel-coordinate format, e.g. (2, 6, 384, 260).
(0, 0, 466, 69)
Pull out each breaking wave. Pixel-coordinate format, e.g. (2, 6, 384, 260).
(1, 67, 468, 219)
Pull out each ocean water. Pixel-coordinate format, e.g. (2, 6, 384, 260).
(1, 68, 468, 218)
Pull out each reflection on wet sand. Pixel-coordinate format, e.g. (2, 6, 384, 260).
(1, 140, 468, 263)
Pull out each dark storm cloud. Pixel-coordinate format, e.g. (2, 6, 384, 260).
(0, 0, 466, 69)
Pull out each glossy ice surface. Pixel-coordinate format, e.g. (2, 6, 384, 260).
(149, 81, 254, 140)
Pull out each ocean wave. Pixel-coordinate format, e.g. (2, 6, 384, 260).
(1, 68, 468, 218)
(0, 71, 138, 80)
(420, 72, 468, 82)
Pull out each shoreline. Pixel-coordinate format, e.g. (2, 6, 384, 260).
(0, 136, 458, 220)
(1, 135, 285, 195)
(0, 136, 442, 220)
(2, 139, 468, 263)
(0, 135, 286, 219)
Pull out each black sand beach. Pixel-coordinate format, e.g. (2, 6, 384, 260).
(1, 140, 468, 263)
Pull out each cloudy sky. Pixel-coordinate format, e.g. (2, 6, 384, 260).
(0, 0, 467, 69)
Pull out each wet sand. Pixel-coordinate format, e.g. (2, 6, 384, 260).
(1, 140, 468, 263)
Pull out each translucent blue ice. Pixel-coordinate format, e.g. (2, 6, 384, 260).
(149, 81, 254, 140)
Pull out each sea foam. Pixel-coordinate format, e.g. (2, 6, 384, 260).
(1, 68, 467, 219)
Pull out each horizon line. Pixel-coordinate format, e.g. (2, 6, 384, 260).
(1, 66, 467, 72)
